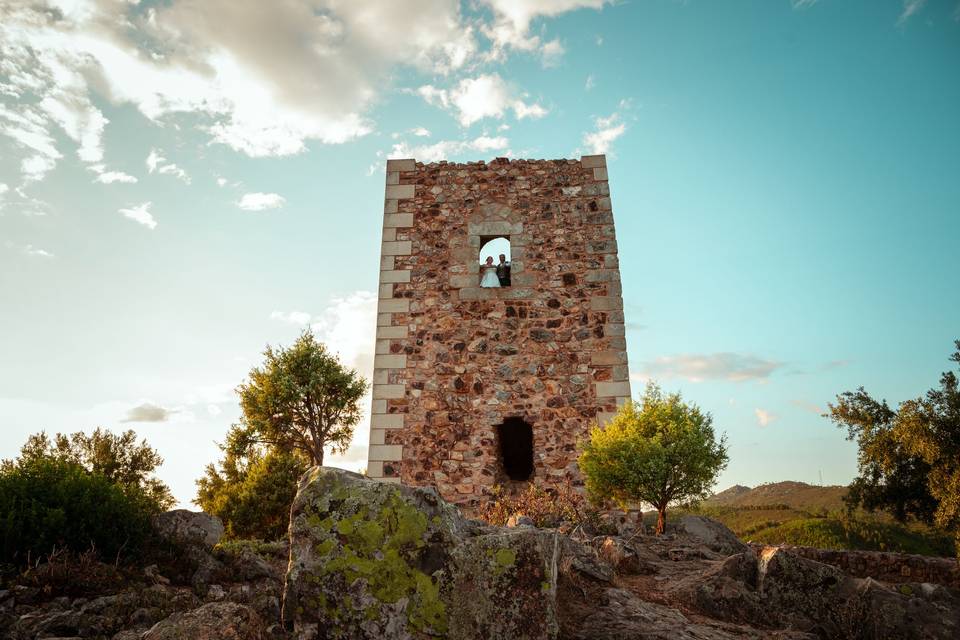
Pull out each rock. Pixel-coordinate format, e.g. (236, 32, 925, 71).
(282, 467, 565, 639)
(597, 537, 641, 574)
(206, 585, 226, 601)
(506, 514, 535, 528)
(153, 510, 225, 550)
(143, 602, 264, 640)
(678, 516, 749, 556)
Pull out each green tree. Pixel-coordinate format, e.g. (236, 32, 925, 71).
(15, 428, 174, 512)
(195, 425, 309, 540)
(0, 456, 154, 570)
(235, 330, 367, 466)
(826, 340, 960, 556)
(579, 383, 729, 534)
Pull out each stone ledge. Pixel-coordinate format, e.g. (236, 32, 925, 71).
(385, 184, 415, 200)
(368, 444, 403, 460)
(370, 415, 404, 429)
(384, 213, 413, 228)
(380, 269, 411, 283)
(376, 325, 408, 339)
(372, 384, 405, 399)
(381, 240, 412, 256)
(581, 154, 607, 169)
(378, 298, 410, 313)
(373, 354, 406, 369)
(386, 158, 416, 172)
(596, 381, 631, 398)
(590, 296, 623, 311)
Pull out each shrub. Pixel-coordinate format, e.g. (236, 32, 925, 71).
(474, 483, 610, 532)
(0, 457, 154, 573)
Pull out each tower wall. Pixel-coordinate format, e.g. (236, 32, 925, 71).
(366, 155, 630, 505)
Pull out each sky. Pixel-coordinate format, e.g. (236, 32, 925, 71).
(1, 0, 958, 508)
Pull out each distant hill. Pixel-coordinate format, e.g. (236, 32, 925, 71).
(706, 481, 848, 512)
(684, 480, 955, 557)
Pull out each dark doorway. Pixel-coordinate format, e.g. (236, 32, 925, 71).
(496, 417, 533, 481)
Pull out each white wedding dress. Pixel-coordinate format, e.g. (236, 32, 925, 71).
(479, 266, 501, 288)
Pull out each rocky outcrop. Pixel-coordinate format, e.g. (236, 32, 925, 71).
(143, 601, 264, 639)
(153, 510, 225, 549)
(678, 515, 750, 556)
(282, 467, 565, 639)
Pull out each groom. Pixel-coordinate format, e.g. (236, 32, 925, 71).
(496, 253, 511, 287)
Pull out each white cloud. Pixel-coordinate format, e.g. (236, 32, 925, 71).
(583, 102, 630, 155)
(146, 149, 190, 183)
(389, 135, 510, 163)
(540, 39, 565, 68)
(641, 353, 782, 383)
(270, 310, 312, 325)
(585, 74, 595, 91)
(754, 408, 777, 427)
(93, 170, 137, 184)
(216, 177, 228, 187)
(21, 155, 57, 183)
(119, 202, 157, 230)
(411, 127, 431, 137)
(207, 404, 222, 416)
(309, 291, 378, 374)
(238, 192, 286, 211)
(791, 0, 819, 8)
(480, 0, 610, 64)
(23, 244, 54, 258)
(417, 74, 547, 126)
(898, 0, 926, 24)
(122, 401, 177, 423)
(0, 0, 482, 162)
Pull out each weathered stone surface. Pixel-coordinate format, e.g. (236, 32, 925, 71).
(143, 602, 264, 639)
(367, 157, 632, 501)
(678, 516, 749, 556)
(282, 467, 561, 640)
(153, 510, 225, 550)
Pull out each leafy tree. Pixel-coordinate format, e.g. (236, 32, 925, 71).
(235, 330, 367, 466)
(579, 382, 729, 534)
(195, 426, 309, 540)
(826, 340, 960, 556)
(0, 456, 154, 570)
(15, 428, 174, 512)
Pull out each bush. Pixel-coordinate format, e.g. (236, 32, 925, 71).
(0, 457, 154, 573)
(474, 483, 610, 532)
(196, 446, 308, 541)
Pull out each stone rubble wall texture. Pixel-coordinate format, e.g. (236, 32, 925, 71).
(366, 156, 631, 504)
(751, 544, 960, 588)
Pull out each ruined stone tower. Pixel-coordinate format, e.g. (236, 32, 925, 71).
(366, 155, 630, 505)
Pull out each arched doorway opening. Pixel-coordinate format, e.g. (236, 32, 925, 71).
(496, 417, 533, 481)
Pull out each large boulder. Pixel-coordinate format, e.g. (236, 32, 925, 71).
(154, 510, 225, 550)
(282, 468, 565, 640)
(678, 516, 749, 557)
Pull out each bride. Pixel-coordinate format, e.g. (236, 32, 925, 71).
(479, 256, 501, 288)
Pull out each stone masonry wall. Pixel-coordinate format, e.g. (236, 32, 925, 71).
(366, 155, 630, 505)
(753, 544, 960, 588)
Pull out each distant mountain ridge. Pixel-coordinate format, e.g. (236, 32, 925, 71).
(707, 481, 848, 511)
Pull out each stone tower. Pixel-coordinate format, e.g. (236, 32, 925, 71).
(366, 155, 631, 505)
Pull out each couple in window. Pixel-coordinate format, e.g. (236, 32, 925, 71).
(480, 254, 511, 288)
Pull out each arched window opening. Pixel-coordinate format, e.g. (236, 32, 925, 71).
(496, 417, 533, 481)
(478, 236, 511, 287)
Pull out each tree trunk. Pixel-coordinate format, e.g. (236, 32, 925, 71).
(313, 444, 324, 467)
(655, 505, 667, 535)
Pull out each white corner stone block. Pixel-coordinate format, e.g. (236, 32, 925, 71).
(380, 269, 411, 284)
(373, 354, 406, 369)
(370, 414, 404, 429)
(379, 283, 394, 299)
(369, 428, 385, 445)
(372, 384, 405, 399)
(596, 381, 631, 398)
(385, 184, 415, 200)
(581, 154, 607, 169)
(386, 159, 416, 172)
(376, 325, 408, 339)
(384, 213, 414, 228)
(367, 460, 384, 477)
(381, 241, 412, 256)
(593, 167, 608, 181)
(378, 298, 410, 313)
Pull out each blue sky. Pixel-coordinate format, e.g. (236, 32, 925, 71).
(1, 0, 958, 507)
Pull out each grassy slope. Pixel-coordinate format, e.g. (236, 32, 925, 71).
(678, 481, 955, 557)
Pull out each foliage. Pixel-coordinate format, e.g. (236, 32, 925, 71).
(474, 483, 611, 532)
(195, 426, 310, 540)
(826, 339, 960, 556)
(0, 457, 154, 573)
(234, 330, 367, 466)
(579, 382, 728, 534)
(14, 428, 174, 512)
(677, 502, 955, 557)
